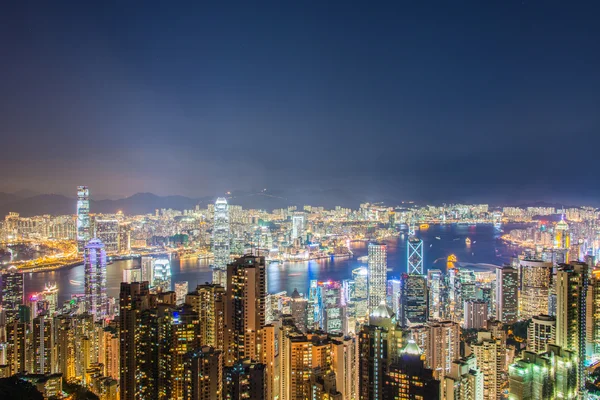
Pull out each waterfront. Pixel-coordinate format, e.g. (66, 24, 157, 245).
(23, 223, 523, 304)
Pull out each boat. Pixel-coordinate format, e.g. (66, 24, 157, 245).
(435, 236, 441, 240)
(419, 223, 430, 229)
(465, 238, 472, 246)
(357, 255, 368, 262)
(430, 244, 433, 247)
(69, 280, 83, 286)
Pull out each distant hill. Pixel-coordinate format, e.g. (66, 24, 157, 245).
(0, 193, 201, 218)
(0, 192, 20, 206)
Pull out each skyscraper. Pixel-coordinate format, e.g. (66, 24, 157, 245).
(470, 331, 503, 400)
(185, 283, 225, 351)
(351, 267, 369, 323)
(174, 281, 188, 306)
(399, 273, 428, 327)
(407, 236, 424, 274)
(224, 254, 266, 366)
(367, 242, 387, 312)
(386, 341, 440, 399)
(464, 300, 488, 330)
(84, 238, 107, 321)
(152, 258, 172, 292)
(291, 212, 305, 241)
(76, 185, 90, 253)
(184, 346, 223, 400)
(0, 267, 24, 322)
(444, 355, 484, 400)
(427, 269, 444, 320)
(212, 197, 230, 287)
(519, 259, 552, 320)
(527, 315, 556, 354)
(495, 265, 518, 324)
(290, 288, 308, 333)
(556, 261, 588, 391)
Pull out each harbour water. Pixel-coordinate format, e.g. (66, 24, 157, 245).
(23, 223, 523, 304)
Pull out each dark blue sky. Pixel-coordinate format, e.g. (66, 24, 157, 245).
(1, 1, 599, 204)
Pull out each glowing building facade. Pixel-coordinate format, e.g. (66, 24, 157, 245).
(152, 258, 172, 292)
(76, 186, 90, 253)
(0, 268, 24, 322)
(94, 219, 119, 254)
(367, 243, 387, 312)
(212, 198, 230, 287)
(292, 213, 305, 242)
(84, 238, 107, 321)
(407, 236, 424, 275)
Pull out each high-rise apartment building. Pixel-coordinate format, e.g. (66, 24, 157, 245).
(224, 255, 266, 366)
(470, 331, 503, 400)
(174, 281, 188, 306)
(495, 265, 518, 324)
(290, 288, 308, 333)
(556, 261, 588, 391)
(0, 267, 24, 322)
(519, 259, 552, 320)
(367, 242, 387, 312)
(94, 219, 119, 254)
(386, 341, 440, 399)
(84, 238, 107, 321)
(291, 212, 305, 242)
(527, 315, 556, 354)
(444, 355, 484, 400)
(408, 320, 461, 382)
(77, 185, 90, 253)
(185, 283, 225, 350)
(212, 197, 230, 287)
(184, 346, 223, 400)
(464, 300, 488, 330)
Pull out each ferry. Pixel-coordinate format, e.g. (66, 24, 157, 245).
(465, 238, 472, 246)
(69, 280, 83, 286)
(419, 223, 430, 229)
(435, 236, 441, 240)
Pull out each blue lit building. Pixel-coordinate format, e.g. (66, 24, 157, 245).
(76, 185, 90, 253)
(84, 238, 107, 320)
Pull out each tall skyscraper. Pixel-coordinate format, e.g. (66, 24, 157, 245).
(152, 258, 172, 292)
(407, 236, 424, 274)
(386, 341, 440, 399)
(495, 265, 518, 324)
(409, 320, 461, 382)
(0, 267, 24, 322)
(470, 331, 503, 400)
(464, 300, 488, 330)
(94, 219, 119, 254)
(185, 283, 225, 350)
(556, 261, 588, 391)
(184, 346, 223, 400)
(399, 273, 428, 327)
(76, 185, 90, 253)
(291, 212, 305, 241)
(212, 197, 231, 287)
(519, 259, 552, 320)
(224, 254, 266, 366)
(444, 355, 484, 400)
(367, 242, 387, 312)
(351, 267, 368, 322)
(84, 238, 107, 321)
(427, 269, 444, 320)
(174, 281, 188, 306)
(290, 288, 308, 332)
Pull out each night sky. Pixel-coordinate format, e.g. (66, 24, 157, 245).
(1, 1, 599, 204)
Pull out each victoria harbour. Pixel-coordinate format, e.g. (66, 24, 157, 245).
(23, 223, 521, 304)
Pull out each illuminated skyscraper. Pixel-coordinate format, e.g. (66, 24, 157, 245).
(464, 300, 488, 330)
(367, 242, 387, 312)
(527, 315, 556, 354)
(0, 267, 24, 322)
(495, 265, 518, 324)
(290, 288, 308, 333)
(399, 273, 428, 327)
(174, 281, 188, 306)
(84, 238, 107, 321)
(519, 259, 552, 320)
(444, 355, 484, 400)
(40, 283, 58, 316)
(351, 267, 369, 322)
(556, 261, 588, 391)
(152, 258, 171, 292)
(386, 341, 440, 400)
(212, 197, 230, 287)
(94, 219, 119, 254)
(470, 331, 502, 400)
(428, 269, 443, 320)
(224, 255, 266, 366)
(184, 346, 223, 400)
(292, 212, 305, 242)
(407, 236, 424, 274)
(186, 283, 225, 351)
(76, 186, 90, 253)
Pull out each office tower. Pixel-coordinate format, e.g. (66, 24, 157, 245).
(527, 315, 556, 354)
(367, 242, 387, 312)
(84, 238, 108, 321)
(122, 267, 141, 283)
(224, 360, 266, 400)
(32, 315, 53, 374)
(508, 345, 577, 400)
(174, 281, 188, 306)
(184, 346, 223, 400)
(141, 256, 154, 284)
(118, 222, 131, 253)
(119, 282, 154, 400)
(0, 267, 24, 322)
(77, 185, 90, 253)
(407, 236, 424, 274)
(317, 281, 346, 334)
(224, 255, 266, 366)
(386, 340, 440, 399)
(152, 258, 172, 292)
(464, 300, 488, 330)
(291, 212, 305, 241)
(408, 320, 460, 381)
(428, 269, 443, 320)
(495, 265, 518, 323)
(359, 304, 402, 400)
(351, 267, 369, 323)
(399, 273, 428, 327)
(290, 288, 308, 332)
(212, 197, 231, 287)
(185, 283, 225, 350)
(554, 217, 570, 250)
(556, 261, 588, 391)
(94, 219, 119, 253)
(519, 259, 552, 320)
(444, 355, 484, 400)
(388, 278, 402, 318)
(470, 331, 503, 400)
